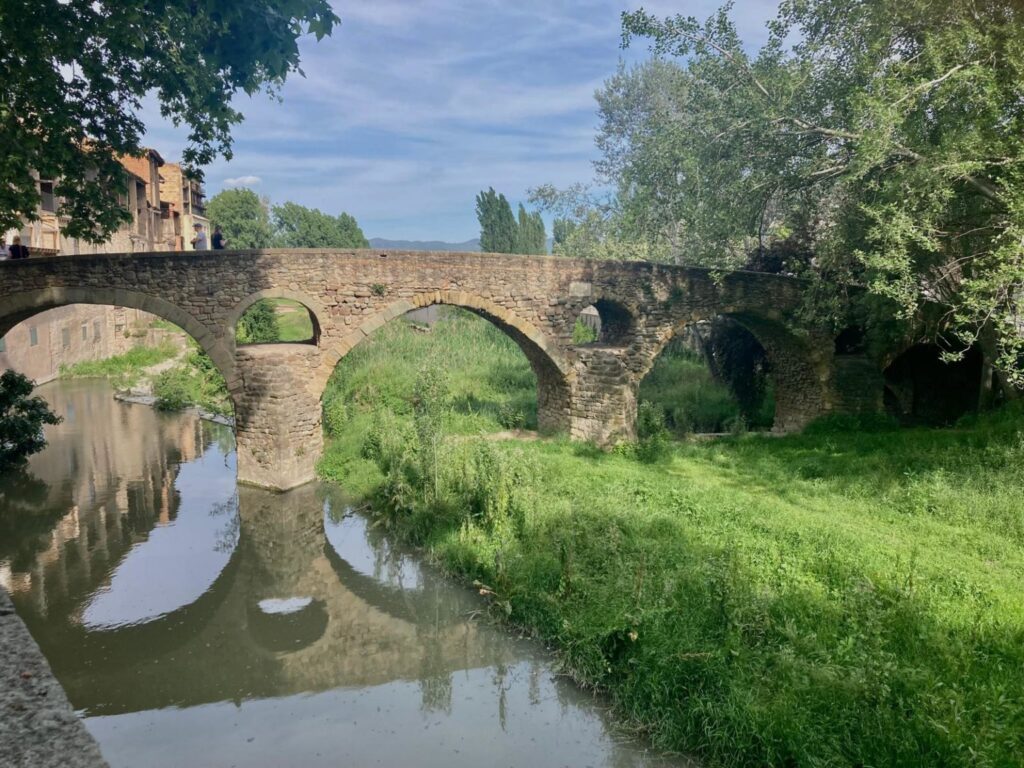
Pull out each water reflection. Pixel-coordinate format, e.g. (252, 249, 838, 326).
(0, 381, 689, 768)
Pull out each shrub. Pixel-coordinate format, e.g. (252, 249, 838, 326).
(0, 371, 62, 470)
(635, 401, 671, 463)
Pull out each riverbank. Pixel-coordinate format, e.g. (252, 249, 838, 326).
(317, 315, 1024, 767)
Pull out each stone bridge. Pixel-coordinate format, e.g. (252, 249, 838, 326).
(0, 249, 881, 489)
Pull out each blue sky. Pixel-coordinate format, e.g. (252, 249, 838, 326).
(141, 1, 778, 242)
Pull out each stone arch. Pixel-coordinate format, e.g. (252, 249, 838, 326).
(226, 288, 326, 346)
(572, 298, 636, 347)
(642, 310, 829, 433)
(320, 292, 572, 433)
(0, 287, 236, 392)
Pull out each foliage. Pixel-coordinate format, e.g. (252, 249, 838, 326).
(515, 203, 548, 255)
(529, 182, 671, 261)
(0, 370, 62, 470)
(633, 401, 671, 462)
(0, 0, 338, 240)
(476, 188, 546, 254)
(272, 202, 369, 248)
(322, 309, 538, 443)
(237, 300, 280, 344)
(153, 345, 231, 415)
(412, 365, 451, 500)
(475, 187, 519, 253)
(207, 188, 274, 249)
(60, 340, 179, 389)
(620, 0, 1024, 381)
(638, 344, 757, 434)
(572, 317, 599, 344)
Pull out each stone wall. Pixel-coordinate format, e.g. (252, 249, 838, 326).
(0, 249, 886, 489)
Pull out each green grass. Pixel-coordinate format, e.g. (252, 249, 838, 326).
(152, 343, 232, 416)
(317, 310, 1024, 767)
(236, 298, 315, 344)
(323, 308, 537, 438)
(273, 298, 315, 342)
(59, 340, 179, 388)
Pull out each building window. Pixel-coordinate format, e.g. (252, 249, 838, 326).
(93, 320, 101, 341)
(81, 323, 88, 341)
(40, 181, 57, 212)
(29, 327, 38, 347)
(62, 327, 71, 348)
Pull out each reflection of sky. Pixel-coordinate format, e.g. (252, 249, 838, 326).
(85, 661, 683, 768)
(324, 511, 423, 590)
(81, 446, 239, 629)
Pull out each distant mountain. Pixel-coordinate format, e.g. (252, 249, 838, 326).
(368, 237, 481, 252)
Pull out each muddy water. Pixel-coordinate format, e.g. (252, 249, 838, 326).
(0, 380, 691, 768)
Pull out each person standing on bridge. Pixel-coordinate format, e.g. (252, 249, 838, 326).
(191, 223, 209, 250)
(212, 225, 227, 250)
(7, 235, 29, 259)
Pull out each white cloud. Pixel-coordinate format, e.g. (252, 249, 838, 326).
(139, 1, 780, 241)
(222, 175, 262, 187)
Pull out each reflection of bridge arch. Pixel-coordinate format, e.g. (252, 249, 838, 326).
(27, 483, 508, 715)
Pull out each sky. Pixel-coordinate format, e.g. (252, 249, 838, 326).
(141, 1, 779, 242)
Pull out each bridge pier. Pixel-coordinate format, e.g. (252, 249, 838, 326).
(568, 348, 637, 443)
(234, 345, 324, 491)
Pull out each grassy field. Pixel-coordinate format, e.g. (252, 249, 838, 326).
(60, 340, 179, 388)
(319, 311, 1024, 767)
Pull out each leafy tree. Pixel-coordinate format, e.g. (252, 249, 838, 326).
(476, 188, 518, 253)
(0, 0, 338, 242)
(515, 204, 547, 255)
(529, 183, 670, 261)
(207, 189, 274, 249)
(272, 202, 369, 248)
(237, 301, 280, 344)
(477, 188, 547, 254)
(0, 371, 62, 471)
(621, 0, 1024, 381)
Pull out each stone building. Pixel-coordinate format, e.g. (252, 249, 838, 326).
(159, 162, 209, 250)
(10, 150, 170, 257)
(1, 149, 200, 383)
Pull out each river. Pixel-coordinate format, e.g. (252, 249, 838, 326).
(0, 380, 691, 768)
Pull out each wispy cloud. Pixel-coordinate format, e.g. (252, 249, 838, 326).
(141, 0, 780, 241)
(222, 175, 262, 187)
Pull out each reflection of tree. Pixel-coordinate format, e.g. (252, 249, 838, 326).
(211, 493, 240, 553)
(0, 466, 56, 567)
(419, 671, 453, 714)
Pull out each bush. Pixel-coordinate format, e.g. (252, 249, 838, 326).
(0, 371, 62, 470)
(635, 401, 671, 463)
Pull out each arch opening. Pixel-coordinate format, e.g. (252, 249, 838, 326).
(835, 325, 867, 355)
(235, 298, 319, 346)
(883, 342, 983, 425)
(0, 290, 234, 416)
(321, 299, 571, 456)
(639, 316, 775, 435)
(573, 299, 634, 347)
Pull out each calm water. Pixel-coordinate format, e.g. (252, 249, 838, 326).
(0, 380, 690, 768)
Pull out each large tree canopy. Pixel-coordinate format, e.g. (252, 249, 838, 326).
(619, 0, 1024, 380)
(0, 0, 338, 241)
(476, 188, 546, 254)
(207, 188, 273, 249)
(272, 202, 369, 248)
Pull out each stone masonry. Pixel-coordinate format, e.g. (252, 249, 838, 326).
(0, 249, 884, 490)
